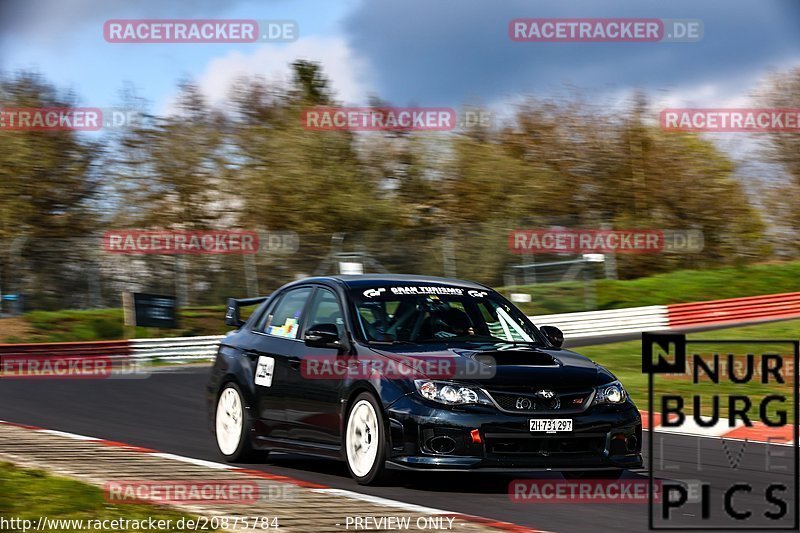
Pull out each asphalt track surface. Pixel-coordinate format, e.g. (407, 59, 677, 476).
(1, 366, 796, 533)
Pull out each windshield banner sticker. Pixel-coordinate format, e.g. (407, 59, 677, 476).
(362, 286, 493, 298)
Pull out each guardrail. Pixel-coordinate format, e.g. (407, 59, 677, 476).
(0, 336, 220, 364)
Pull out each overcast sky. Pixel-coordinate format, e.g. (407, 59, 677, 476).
(1, 0, 798, 115)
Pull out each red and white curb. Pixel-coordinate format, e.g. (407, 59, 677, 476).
(532, 291, 800, 339)
(640, 410, 794, 445)
(0, 419, 546, 533)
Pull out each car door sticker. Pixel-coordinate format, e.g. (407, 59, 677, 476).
(255, 356, 275, 387)
(266, 316, 299, 338)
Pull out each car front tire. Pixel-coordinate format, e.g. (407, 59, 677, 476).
(345, 392, 389, 485)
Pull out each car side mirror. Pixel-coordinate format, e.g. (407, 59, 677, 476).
(305, 323, 341, 348)
(539, 325, 564, 348)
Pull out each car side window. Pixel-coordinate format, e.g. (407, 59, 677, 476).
(253, 297, 279, 332)
(263, 287, 313, 339)
(304, 288, 345, 338)
(248, 300, 270, 331)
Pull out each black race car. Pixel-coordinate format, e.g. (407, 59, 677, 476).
(207, 274, 642, 485)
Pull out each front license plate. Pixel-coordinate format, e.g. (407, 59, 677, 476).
(530, 419, 573, 433)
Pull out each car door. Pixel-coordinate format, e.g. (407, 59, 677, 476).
(249, 286, 313, 440)
(283, 285, 348, 446)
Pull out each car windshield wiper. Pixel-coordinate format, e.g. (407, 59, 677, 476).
(461, 338, 543, 346)
(369, 337, 542, 347)
(410, 336, 544, 346)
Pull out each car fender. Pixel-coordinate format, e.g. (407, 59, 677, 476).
(207, 342, 258, 434)
(339, 375, 408, 439)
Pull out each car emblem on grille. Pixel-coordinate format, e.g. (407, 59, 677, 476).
(534, 389, 556, 399)
(515, 397, 532, 410)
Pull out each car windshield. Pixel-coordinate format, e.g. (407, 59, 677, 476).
(350, 285, 542, 345)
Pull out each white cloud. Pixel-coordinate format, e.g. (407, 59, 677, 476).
(160, 35, 372, 115)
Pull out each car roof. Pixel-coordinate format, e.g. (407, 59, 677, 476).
(290, 274, 491, 291)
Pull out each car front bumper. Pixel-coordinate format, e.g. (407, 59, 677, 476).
(384, 393, 643, 471)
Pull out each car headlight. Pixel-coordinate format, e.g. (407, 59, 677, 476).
(414, 380, 492, 406)
(593, 380, 627, 405)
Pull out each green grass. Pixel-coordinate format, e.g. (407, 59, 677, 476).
(8, 306, 228, 343)
(504, 260, 800, 315)
(580, 318, 799, 420)
(0, 462, 217, 532)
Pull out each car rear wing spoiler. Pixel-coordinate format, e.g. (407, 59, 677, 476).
(225, 296, 269, 327)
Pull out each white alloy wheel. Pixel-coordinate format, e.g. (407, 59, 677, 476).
(346, 399, 381, 478)
(216, 386, 244, 456)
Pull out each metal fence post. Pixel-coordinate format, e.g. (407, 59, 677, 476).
(244, 253, 259, 297)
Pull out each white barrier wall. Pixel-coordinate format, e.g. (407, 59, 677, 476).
(129, 335, 224, 362)
(529, 306, 670, 339)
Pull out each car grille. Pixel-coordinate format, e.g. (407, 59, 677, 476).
(485, 389, 593, 413)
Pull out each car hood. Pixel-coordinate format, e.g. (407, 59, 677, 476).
(366, 343, 607, 390)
